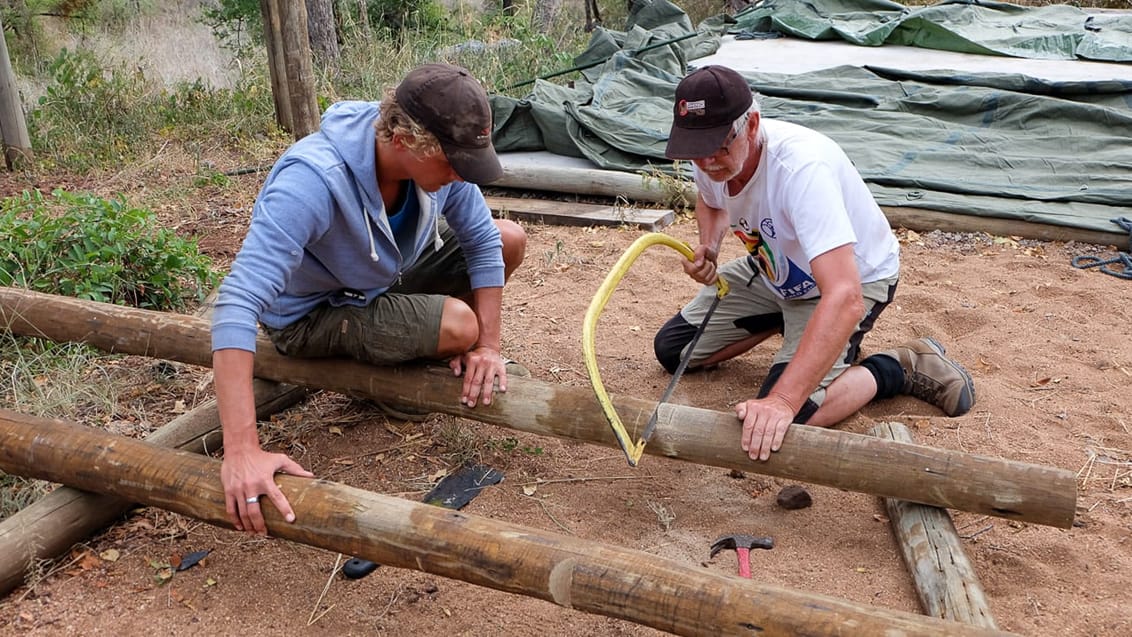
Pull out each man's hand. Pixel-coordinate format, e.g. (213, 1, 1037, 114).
(450, 345, 508, 408)
(682, 244, 719, 285)
(221, 447, 313, 535)
(735, 394, 798, 461)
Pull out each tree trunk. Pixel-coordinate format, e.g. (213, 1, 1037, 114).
(0, 411, 1014, 637)
(0, 13, 32, 170)
(0, 288, 1078, 529)
(259, 0, 293, 132)
(278, 0, 319, 140)
(305, 0, 338, 67)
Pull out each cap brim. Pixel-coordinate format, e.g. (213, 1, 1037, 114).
(443, 142, 503, 185)
(665, 123, 733, 160)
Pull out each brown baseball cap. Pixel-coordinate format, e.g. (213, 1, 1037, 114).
(395, 63, 503, 184)
(665, 65, 754, 160)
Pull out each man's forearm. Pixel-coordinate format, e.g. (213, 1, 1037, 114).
(471, 286, 504, 352)
(213, 348, 261, 451)
(770, 297, 860, 412)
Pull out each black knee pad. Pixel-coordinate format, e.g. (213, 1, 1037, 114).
(859, 353, 905, 400)
(756, 362, 819, 424)
(654, 313, 698, 374)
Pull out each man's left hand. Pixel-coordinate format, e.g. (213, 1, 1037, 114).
(735, 395, 796, 461)
(451, 345, 507, 408)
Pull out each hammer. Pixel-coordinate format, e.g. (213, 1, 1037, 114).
(710, 534, 774, 579)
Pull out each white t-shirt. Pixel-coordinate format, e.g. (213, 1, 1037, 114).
(694, 119, 900, 300)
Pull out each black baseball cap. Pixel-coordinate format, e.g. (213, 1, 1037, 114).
(665, 65, 754, 160)
(395, 63, 503, 184)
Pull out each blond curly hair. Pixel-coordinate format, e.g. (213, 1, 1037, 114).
(375, 86, 442, 156)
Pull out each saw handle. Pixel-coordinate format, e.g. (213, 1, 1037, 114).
(582, 233, 729, 466)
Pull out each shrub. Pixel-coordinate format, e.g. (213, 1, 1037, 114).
(0, 189, 219, 311)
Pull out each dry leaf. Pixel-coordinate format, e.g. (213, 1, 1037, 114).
(1031, 377, 1052, 387)
(99, 548, 120, 562)
(428, 468, 447, 482)
(329, 426, 343, 435)
(173, 399, 186, 414)
(523, 484, 538, 496)
(77, 551, 101, 571)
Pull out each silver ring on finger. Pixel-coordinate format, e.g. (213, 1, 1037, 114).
(246, 496, 260, 504)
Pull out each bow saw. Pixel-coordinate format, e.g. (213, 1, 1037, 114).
(582, 233, 729, 466)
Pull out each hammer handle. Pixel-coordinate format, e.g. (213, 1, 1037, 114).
(735, 547, 752, 578)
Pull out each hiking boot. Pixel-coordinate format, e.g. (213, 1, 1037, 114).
(879, 337, 975, 417)
(371, 401, 432, 422)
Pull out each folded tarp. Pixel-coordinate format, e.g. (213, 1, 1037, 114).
(490, 1, 1132, 234)
(731, 0, 1132, 62)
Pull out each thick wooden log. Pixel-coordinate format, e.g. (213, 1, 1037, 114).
(0, 411, 1015, 637)
(0, 381, 306, 598)
(0, 287, 1077, 528)
(494, 153, 1128, 247)
(871, 422, 998, 629)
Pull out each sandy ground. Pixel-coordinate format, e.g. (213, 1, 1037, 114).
(1, 173, 1131, 635)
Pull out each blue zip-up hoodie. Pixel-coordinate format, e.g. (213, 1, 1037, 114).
(211, 101, 504, 353)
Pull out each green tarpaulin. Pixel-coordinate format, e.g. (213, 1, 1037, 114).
(490, 0, 1132, 234)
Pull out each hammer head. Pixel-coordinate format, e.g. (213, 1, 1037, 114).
(710, 533, 775, 557)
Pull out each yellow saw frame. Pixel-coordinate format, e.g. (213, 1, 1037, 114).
(582, 233, 729, 466)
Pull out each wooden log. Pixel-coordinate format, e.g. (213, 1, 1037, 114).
(871, 422, 998, 629)
(484, 195, 674, 231)
(0, 381, 307, 598)
(0, 287, 1077, 529)
(0, 411, 1015, 637)
(494, 153, 1128, 247)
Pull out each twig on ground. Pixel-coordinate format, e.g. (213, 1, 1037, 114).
(308, 553, 342, 626)
(959, 524, 994, 540)
(956, 515, 990, 531)
(518, 475, 643, 487)
(320, 437, 429, 479)
(1077, 452, 1096, 486)
(376, 585, 404, 621)
(531, 497, 573, 534)
(647, 500, 676, 532)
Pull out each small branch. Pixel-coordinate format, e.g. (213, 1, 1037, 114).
(307, 553, 342, 626)
(531, 498, 573, 534)
(959, 524, 994, 540)
(518, 475, 644, 487)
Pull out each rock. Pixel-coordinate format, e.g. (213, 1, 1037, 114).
(776, 485, 812, 510)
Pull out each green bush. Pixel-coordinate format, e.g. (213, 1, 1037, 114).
(0, 190, 219, 311)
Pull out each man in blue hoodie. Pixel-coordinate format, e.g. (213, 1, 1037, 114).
(211, 64, 526, 535)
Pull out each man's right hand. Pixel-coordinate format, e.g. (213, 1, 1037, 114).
(682, 244, 719, 285)
(221, 447, 313, 535)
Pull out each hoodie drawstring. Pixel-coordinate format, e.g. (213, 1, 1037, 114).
(365, 208, 379, 262)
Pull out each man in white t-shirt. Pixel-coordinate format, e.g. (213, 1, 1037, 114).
(656, 65, 975, 461)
